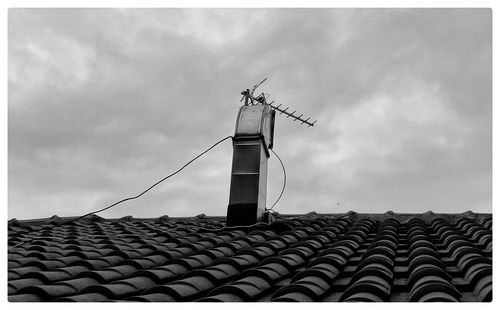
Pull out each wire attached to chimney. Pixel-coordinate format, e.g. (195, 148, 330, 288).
(68, 135, 234, 223)
(268, 148, 286, 210)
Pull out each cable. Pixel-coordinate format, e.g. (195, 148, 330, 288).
(67, 135, 234, 224)
(268, 148, 286, 210)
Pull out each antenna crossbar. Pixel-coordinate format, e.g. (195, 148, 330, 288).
(270, 104, 316, 127)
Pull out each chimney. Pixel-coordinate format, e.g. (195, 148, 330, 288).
(227, 104, 275, 226)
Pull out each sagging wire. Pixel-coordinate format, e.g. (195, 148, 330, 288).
(267, 148, 287, 211)
(67, 135, 234, 224)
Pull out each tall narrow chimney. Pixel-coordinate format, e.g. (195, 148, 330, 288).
(227, 104, 275, 226)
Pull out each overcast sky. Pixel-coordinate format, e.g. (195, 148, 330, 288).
(8, 8, 491, 220)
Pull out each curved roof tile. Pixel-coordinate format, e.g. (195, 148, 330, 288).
(8, 213, 492, 302)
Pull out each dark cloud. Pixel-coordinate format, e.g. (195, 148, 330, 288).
(9, 9, 491, 219)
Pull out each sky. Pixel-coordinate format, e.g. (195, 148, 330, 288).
(8, 8, 492, 220)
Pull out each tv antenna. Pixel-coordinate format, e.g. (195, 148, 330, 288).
(240, 77, 317, 127)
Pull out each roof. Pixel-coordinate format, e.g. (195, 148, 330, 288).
(8, 211, 492, 302)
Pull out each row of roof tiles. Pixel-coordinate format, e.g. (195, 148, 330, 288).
(8, 213, 492, 302)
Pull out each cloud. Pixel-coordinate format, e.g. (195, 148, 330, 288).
(8, 9, 491, 219)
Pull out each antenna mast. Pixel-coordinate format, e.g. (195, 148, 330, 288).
(227, 78, 317, 226)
